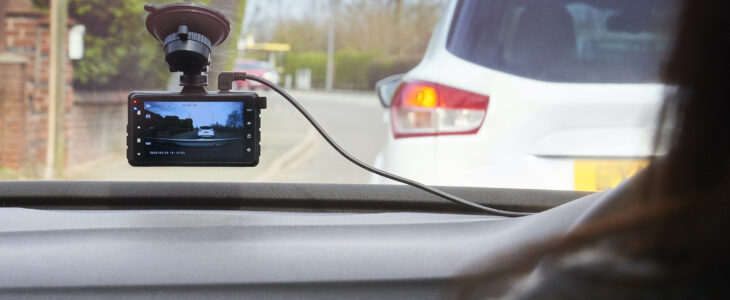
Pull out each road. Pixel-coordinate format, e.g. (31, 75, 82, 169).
(66, 90, 388, 184)
(259, 90, 388, 184)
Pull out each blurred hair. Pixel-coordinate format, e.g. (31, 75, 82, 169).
(653, 0, 730, 198)
(454, 0, 730, 297)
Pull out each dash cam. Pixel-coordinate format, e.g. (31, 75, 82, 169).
(127, 3, 265, 167)
(127, 92, 265, 166)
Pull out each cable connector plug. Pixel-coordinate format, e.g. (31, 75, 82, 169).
(218, 72, 248, 92)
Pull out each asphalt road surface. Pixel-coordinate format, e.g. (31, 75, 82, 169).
(258, 89, 388, 184)
(66, 90, 388, 183)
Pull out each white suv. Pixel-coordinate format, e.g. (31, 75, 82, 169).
(198, 126, 215, 138)
(373, 0, 678, 191)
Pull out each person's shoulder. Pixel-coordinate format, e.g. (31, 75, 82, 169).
(569, 164, 656, 230)
(505, 241, 663, 300)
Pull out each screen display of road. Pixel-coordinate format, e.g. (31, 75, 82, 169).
(143, 101, 244, 159)
(137, 101, 246, 161)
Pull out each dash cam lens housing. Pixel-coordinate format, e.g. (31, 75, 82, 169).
(144, 3, 231, 74)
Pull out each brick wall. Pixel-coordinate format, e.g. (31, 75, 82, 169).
(1, 0, 132, 178)
(0, 0, 74, 177)
(0, 54, 28, 172)
(67, 91, 127, 167)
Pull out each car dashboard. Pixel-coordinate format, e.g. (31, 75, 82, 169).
(0, 181, 598, 299)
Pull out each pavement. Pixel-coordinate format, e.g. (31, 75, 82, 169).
(65, 89, 388, 184)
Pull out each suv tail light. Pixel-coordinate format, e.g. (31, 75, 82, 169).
(390, 81, 489, 139)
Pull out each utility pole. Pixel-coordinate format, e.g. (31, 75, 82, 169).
(393, 0, 403, 56)
(45, 0, 68, 179)
(325, 0, 338, 91)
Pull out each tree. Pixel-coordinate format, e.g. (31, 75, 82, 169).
(33, 0, 210, 90)
(226, 110, 243, 128)
(269, 0, 444, 56)
(267, 0, 445, 89)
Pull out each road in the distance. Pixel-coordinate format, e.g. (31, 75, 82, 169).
(259, 90, 388, 184)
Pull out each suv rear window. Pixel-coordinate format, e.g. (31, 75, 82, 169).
(446, 0, 679, 83)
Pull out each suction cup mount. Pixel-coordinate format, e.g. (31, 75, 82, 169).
(144, 3, 231, 90)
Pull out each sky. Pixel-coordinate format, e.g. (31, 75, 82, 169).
(146, 102, 243, 128)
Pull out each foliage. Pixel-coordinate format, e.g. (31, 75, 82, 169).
(206, 0, 246, 89)
(272, 18, 327, 53)
(270, 0, 444, 56)
(33, 0, 210, 90)
(365, 55, 422, 89)
(283, 50, 420, 90)
(222, 0, 246, 71)
(334, 49, 380, 90)
(284, 51, 328, 88)
(0, 168, 20, 180)
(225, 110, 243, 128)
(265, 0, 444, 90)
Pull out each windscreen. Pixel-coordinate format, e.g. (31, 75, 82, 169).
(0, 0, 682, 193)
(447, 0, 679, 83)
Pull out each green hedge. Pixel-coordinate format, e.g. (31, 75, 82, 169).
(284, 52, 328, 88)
(365, 55, 422, 89)
(334, 50, 379, 90)
(283, 51, 420, 90)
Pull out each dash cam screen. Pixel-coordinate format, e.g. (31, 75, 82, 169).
(138, 101, 245, 160)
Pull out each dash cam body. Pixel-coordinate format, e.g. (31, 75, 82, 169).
(127, 92, 266, 166)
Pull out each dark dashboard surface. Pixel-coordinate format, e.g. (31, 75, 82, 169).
(0, 181, 597, 299)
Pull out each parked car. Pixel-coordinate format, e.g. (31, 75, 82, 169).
(197, 126, 215, 138)
(233, 59, 280, 90)
(373, 0, 677, 191)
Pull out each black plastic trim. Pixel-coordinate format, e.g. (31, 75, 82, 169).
(0, 181, 589, 214)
